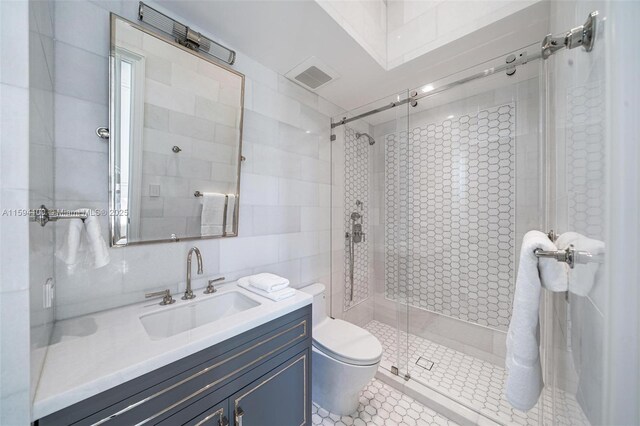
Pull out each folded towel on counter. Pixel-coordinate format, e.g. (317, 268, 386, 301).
(56, 209, 110, 271)
(225, 194, 236, 235)
(201, 193, 226, 236)
(556, 231, 605, 297)
(505, 230, 568, 411)
(238, 273, 290, 292)
(238, 280, 295, 301)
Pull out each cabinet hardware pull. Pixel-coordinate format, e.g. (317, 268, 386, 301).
(218, 414, 229, 426)
(235, 407, 244, 426)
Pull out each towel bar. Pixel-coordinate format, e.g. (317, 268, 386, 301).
(29, 205, 88, 227)
(534, 244, 601, 269)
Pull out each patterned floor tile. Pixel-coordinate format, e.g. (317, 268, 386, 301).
(365, 320, 589, 426)
(312, 378, 459, 426)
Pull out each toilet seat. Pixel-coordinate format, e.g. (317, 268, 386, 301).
(312, 318, 382, 366)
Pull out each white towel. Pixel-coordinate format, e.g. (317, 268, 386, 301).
(238, 280, 295, 301)
(505, 230, 568, 411)
(239, 273, 290, 292)
(201, 193, 226, 236)
(556, 231, 605, 296)
(55, 209, 110, 271)
(225, 194, 236, 235)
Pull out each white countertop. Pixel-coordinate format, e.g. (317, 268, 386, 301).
(32, 283, 312, 420)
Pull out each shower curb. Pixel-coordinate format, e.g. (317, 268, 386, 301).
(375, 367, 501, 426)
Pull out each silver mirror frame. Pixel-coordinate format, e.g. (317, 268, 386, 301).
(108, 13, 245, 246)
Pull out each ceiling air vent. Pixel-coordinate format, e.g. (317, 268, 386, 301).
(285, 57, 339, 91)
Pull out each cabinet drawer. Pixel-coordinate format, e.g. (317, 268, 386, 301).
(231, 350, 309, 426)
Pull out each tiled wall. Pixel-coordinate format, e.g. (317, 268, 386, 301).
(0, 1, 35, 423)
(342, 127, 371, 310)
(29, 0, 56, 408)
(115, 21, 242, 240)
(370, 75, 542, 362)
(385, 0, 538, 68)
(52, 0, 341, 320)
(384, 103, 516, 331)
(330, 118, 375, 327)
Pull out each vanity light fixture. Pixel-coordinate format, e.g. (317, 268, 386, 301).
(138, 2, 236, 65)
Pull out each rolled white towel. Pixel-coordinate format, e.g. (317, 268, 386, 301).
(84, 211, 110, 269)
(240, 273, 290, 292)
(225, 194, 236, 235)
(238, 280, 295, 301)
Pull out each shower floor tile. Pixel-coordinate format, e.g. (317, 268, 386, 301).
(312, 378, 459, 426)
(365, 320, 588, 426)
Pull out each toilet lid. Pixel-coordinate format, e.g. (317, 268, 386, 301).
(313, 319, 383, 366)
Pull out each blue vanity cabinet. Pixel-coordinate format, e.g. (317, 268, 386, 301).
(36, 305, 311, 426)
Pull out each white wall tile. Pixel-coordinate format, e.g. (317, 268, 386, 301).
(240, 173, 279, 206)
(55, 41, 108, 103)
(55, 95, 109, 153)
(55, 0, 110, 57)
(0, 1, 29, 88)
(0, 85, 30, 190)
(219, 235, 279, 272)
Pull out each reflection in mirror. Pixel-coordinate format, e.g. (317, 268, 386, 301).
(110, 15, 244, 246)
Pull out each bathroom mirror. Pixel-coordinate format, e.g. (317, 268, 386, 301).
(109, 15, 244, 246)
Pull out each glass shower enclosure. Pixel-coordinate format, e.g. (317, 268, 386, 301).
(330, 36, 602, 424)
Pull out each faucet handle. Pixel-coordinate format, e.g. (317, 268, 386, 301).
(145, 289, 175, 305)
(204, 276, 225, 294)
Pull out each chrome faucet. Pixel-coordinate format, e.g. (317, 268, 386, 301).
(183, 247, 203, 300)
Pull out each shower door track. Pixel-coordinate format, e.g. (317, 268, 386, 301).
(331, 10, 598, 132)
(330, 50, 540, 130)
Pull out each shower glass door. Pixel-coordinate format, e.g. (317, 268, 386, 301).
(329, 90, 410, 378)
(393, 44, 549, 424)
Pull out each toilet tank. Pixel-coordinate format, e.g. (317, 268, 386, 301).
(300, 283, 327, 326)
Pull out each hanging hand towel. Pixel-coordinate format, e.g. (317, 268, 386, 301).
(238, 280, 295, 301)
(505, 230, 568, 411)
(84, 211, 110, 268)
(55, 209, 110, 271)
(225, 194, 236, 235)
(201, 193, 226, 236)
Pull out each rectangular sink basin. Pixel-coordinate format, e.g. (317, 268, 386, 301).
(140, 291, 261, 340)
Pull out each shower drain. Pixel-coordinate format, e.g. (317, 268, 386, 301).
(416, 357, 434, 371)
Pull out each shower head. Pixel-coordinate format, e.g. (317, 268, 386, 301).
(356, 132, 375, 145)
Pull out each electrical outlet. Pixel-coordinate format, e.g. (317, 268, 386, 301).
(149, 184, 161, 197)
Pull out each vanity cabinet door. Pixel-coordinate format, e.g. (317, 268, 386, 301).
(230, 350, 309, 426)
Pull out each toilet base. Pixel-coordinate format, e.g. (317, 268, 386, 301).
(311, 346, 380, 416)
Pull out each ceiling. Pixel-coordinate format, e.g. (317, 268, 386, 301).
(158, 0, 550, 113)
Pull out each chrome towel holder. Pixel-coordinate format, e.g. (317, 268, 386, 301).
(29, 205, 88, 227)
(534, 230, 600, 269)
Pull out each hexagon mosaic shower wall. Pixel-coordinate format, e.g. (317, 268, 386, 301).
(385, 103, 516, 330)
(343, 127, 371, 311)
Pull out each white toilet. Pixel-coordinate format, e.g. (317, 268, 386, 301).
(301, 283, 383, 415)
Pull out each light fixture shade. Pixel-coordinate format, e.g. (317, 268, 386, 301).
(138, 2, 236, 65)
